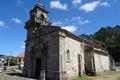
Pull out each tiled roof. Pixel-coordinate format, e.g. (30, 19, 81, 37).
(17, 52, 25, 58)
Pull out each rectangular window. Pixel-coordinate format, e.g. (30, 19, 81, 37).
(66, 50, 70, 63)
(81, 44, 84, 53)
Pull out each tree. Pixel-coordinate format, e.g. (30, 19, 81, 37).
(4, 58, 17, 66)
(9, 58, 17, 66)
(80, 25, 120, 62)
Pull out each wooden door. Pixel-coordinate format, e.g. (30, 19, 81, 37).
(78, 54, 81, 76)
(35, 58, 42, 78)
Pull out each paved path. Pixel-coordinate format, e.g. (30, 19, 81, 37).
(0, 72, 36, 80)
(0, 77, 35, 80)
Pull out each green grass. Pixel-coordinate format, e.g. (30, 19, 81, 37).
(95, 71, 120, 77)
(73, 76, 94, 80)
(73, 71, 120, 80)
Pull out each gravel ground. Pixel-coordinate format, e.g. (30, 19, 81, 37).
(0, 77, 35, 80)
(0, 72, 36, 80)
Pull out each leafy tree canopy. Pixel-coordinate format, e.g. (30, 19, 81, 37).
(80, 25, 120, 62)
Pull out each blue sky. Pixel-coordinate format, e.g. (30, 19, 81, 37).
(0, 0, 120, 56)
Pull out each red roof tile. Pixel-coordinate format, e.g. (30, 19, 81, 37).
(17, 52, 25, 58)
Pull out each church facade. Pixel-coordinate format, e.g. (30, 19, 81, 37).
(23, 3, 110, 80)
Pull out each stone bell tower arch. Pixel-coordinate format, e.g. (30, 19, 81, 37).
(25, 3, 51, 41)
(30, 3, 49, 25)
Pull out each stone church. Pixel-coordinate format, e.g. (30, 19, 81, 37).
(23, 3, 110, 80)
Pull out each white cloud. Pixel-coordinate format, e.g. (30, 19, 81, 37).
(50, 0, 68, 10)
(80, 1, 110, 12)
(65, 18, 69, 21)
(0, 21, 5, 27)
(52, 20, 77, 32)
(79, 20, 90, 25)
(52, 21, 63, 26)
(62, 25, 77, 32)
(17, 0, 22, 4)
(80, 1, 100, 12)
(71, 16, 90, 25)
(51, 16, 90, 33)
(72, 0, 82, 6)
(71, 16, 81, 21)
(21, 42, 25, 49)
(0, 21, 7, 28)
(100, 2, 110, 7)
(11, 18, 22, 24)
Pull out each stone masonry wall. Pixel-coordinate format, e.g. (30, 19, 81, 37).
(24, 31, 60, 80)
(42, 31, 60, 80)
(59, 32, 85, 80)
(94, 52, 110, 72)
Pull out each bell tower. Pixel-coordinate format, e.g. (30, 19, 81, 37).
(30, 3, 49, 25)
(24, 3, 62, 80)
(25, 3, 49, 29)
(24, 3, 50, 79)
(25, 3, 50, 40)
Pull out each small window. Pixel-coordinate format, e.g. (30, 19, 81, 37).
(81, 44, 84, 53)
(81, 44, 82, 47)
(67, 50, 70, 63)
(40, 14, 45, 20)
